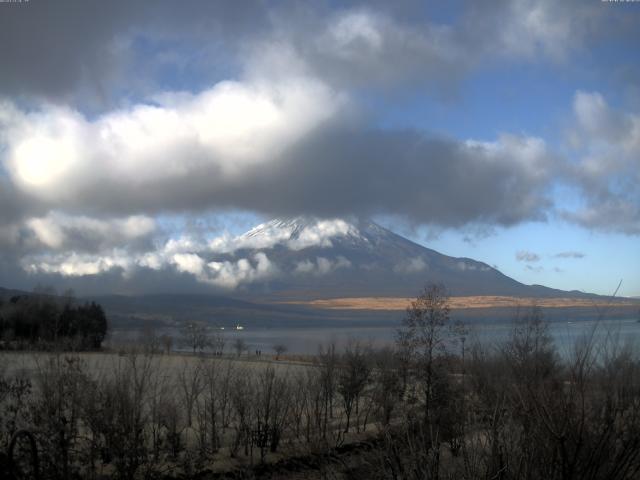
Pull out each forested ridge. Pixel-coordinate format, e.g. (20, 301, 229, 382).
(0, 289, 107, 350)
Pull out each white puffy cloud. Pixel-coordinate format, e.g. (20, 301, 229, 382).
(20, 236, 279, 289)
(131, 233, 281, 289)
(24, 212, 155, 251)
(0, 76, 343, 209)
(294, 256, 351, 276)
(172, 253, 206, 277)
(5, 212, 156, 279)
(562, 91, 640, 234)
(169, 251, 280, 290)
(23, 251, 134, 277)
(163, 236, 208, 255)
(206, 252, 277, 289)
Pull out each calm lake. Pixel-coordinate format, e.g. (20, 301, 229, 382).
(111, 317, 640, 356)
(211, 319, 640, 356)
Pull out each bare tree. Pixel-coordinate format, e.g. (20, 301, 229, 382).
(159, 333, 173, 355)
(199, 358, 233, 453)
(503, 304, 557, 383)
(88, 353, 154, 480)
(179, 321, 210, 354)
(212, 332, 226, 356)
(371, 347, 403, 426)
(31, 354, 89, 479)
(233, 338, 247, 358)
(289, 371, 309, 440)
(144, 359, 170, 463)
(253, 366, 292, 460)
(316, 342, 339, 442)
(338, 341, 371, 433)
(273, 344, 287, 360)
(137, 325, 160, 354)
(397, 282, 451, 422)
(158, 395, 186, 461)
(177, 358, 204, 428)
(229, 368, 254, 457)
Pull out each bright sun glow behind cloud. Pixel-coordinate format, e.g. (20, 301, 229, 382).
(1, 76, 342, 204)
(13, 136, 76, 187)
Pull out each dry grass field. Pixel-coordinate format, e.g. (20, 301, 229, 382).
(0, 350, 310, 379)
(281, 295, 640, 310)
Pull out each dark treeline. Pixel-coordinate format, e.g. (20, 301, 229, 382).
(0, 288, 107, 350)
(1, 283, 639, 479)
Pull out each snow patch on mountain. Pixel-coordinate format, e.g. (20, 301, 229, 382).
(456, 260, 492, 272)
(216, 217, 361, 252)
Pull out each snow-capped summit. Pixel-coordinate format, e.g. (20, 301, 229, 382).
(200, 215, 573, 298)
(239, 215, 413, 251)
(240, 216, 362, 251)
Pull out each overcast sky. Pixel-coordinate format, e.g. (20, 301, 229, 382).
(0, 0, 638, 296)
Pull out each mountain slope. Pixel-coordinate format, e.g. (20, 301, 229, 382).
(209, 216, 592, 300)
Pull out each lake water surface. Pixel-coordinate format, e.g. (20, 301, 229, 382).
(112, 317, 640, 356)
(224, 318, 640, 356)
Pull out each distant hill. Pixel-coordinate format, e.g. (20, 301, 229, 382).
(0, 286, 29, 300)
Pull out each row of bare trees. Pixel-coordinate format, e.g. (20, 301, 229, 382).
(362, 284, 640, 480)
(0, 339, 410, 479)
(139, 321, 287, 359)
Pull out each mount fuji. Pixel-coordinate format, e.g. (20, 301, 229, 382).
(203, 216, 586, 300)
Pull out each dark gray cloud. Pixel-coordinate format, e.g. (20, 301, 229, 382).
(1, 124, 553, 229)
(1, 0, 629, 104)
(0, 178, 40, 225)
(237, 128, 553, 227)
(0, 1, 135, 102)
(0, 0, 269, 103)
